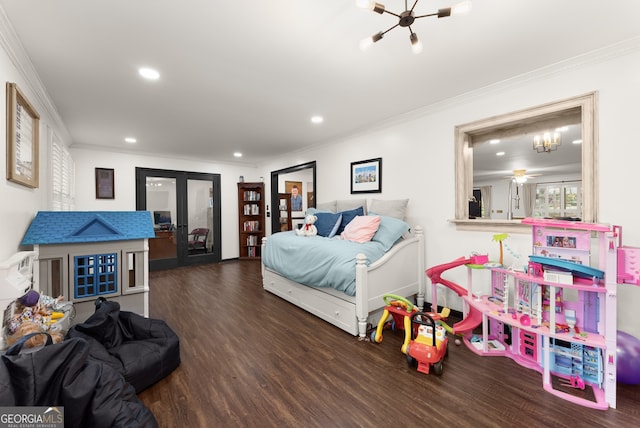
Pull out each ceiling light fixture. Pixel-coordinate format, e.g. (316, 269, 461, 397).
(138, 67, 160, 80)
(357, 0, 471, 54)
(533, 131, 561, 153)
(124, 137, 137, 144)
(233, 152, 242, 158)
(311, 116, 324, 124)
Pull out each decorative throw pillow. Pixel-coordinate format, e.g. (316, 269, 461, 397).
(368, 199, 409, 220)
(372, 215, 410, 251)
(314, 212, 342, 238)
(341, 215, 381, 243)
(336, 199, 368, 214)
(336, 206, 364, 235)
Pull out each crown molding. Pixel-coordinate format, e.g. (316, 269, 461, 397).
(0, 6, 71, 143)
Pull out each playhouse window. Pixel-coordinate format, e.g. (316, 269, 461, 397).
(74, 253, 117, 299)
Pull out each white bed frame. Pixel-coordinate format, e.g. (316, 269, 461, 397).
(261, 226, 425, 339)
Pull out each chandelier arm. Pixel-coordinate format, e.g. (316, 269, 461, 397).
(409, 0, 419, 13)
(382, 9, 401, 19)
(413, 12, 439, 19)
(380, 23, 401, 37)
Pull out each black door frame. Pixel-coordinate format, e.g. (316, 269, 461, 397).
(136, 167, 222, 270)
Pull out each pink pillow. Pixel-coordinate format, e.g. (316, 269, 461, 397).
(341, 215, 381, 243)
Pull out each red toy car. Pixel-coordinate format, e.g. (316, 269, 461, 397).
(406, 311, 449, 375)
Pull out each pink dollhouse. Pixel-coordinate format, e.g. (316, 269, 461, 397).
(428, 218, 624, 410)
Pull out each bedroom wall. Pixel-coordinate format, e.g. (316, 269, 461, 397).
(257, 39, 640, 337)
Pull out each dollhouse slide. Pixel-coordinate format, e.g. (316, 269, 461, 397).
(425, 256, 483, 334)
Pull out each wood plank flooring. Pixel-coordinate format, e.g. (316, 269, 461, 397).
(138, 260, 640, 427)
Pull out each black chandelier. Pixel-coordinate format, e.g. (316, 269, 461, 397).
(357, 0, 471, 54)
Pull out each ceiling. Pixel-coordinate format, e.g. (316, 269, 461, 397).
(1, 0, 639, 165)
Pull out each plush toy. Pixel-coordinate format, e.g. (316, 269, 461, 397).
(296, 214, 318, 237)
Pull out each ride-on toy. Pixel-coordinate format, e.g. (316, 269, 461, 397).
(406, 311, 449, 375)
(370, 294, 417, 354)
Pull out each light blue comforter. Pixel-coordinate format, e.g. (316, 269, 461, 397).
(262, 231, 387, 296)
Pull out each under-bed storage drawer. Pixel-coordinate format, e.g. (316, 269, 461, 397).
(263, 269, 358, 335)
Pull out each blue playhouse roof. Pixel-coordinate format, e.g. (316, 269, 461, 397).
(21, 211, 155, 245)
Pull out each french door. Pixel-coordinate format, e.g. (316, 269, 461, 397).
(136, 167, 221, 270)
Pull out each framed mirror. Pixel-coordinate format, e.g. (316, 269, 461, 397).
(454, 93, 597, 231)
(270, 161, 316, 233)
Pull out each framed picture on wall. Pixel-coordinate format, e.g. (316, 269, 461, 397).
(6, 82, 40, 188)
(95, 167, 115, 199)
(350, 157, 382, 194)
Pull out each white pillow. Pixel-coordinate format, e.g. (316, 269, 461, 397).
(368, 199, 409, 220)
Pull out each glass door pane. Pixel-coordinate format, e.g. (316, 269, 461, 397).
(146, 176, 177, 262)
(186, 178, 214, 257)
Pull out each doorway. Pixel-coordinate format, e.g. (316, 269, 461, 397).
(136, 167, 221, 270)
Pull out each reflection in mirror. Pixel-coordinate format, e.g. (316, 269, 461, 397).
(270, 161, 316, 233)
(455, 93, 597, 227)
(473, 118, 582, 220)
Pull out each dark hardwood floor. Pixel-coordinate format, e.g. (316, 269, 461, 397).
(139, 260, 640, 427)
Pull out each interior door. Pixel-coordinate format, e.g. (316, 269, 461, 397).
(136, 167, 221, 270)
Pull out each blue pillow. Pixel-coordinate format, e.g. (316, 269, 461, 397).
(314, 212, 342, 238)
(371, 215, 410, 251)
(336, 206, 364, 234)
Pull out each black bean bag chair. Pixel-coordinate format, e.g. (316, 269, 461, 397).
(66, 298, 180, 393)
(0, 332, 158, 427)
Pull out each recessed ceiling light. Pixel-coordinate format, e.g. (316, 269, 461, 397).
(124, 137, 137, 143)
(138, 67, 160, 80)
(496, 151, 505, 156)
(489, 139, 500, 144)
(311, 116, 324, 124)
(572, 139, 583, 145)
(233, 152, 242, 158)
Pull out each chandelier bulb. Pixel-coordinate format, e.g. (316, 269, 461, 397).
(452, 1, 473, 15)
(410, 33, 423, 54)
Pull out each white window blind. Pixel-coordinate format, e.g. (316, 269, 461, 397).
(50, 134, 75, 211)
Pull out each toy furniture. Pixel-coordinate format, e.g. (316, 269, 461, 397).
(428, 218, 623, 409)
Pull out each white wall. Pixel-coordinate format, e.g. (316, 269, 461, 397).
(258, 40, 640, 336)
(70, 148, 258, 260)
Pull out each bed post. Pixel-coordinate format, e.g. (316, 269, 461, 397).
(414, 226, 425, 310)
(355, 253, 368, 340)
(261, 237, 267, 278)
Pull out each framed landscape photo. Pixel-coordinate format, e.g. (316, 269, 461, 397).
(350, 157, 382, 194)
(95, 167, 115, 199)
(6, 82, 40, 188)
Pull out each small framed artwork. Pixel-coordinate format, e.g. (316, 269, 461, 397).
(350, 157, 382, 194)
(95, 167, 115, 199)
(6, 82, 40, 188)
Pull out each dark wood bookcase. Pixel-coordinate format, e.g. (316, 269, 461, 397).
(237, 182, 265, 259)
